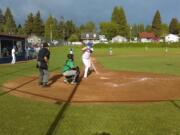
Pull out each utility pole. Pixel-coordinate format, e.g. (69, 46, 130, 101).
(129, 25, 132, 42)
(60, 16, 65, 45)
(50, 24, 52, 42)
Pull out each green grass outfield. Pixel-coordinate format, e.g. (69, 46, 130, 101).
(0, 44, 180, 135)
(96, 47, 180, 75)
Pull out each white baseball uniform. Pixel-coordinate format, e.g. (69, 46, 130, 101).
(11, 48, 16, 64)
(82, 47, 92, 78)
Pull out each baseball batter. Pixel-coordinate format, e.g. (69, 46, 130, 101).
(82, 42, 99, 78)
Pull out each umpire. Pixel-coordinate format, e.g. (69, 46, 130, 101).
(37, 42, 50, 87)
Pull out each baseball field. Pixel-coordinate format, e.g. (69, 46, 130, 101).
(0, 43, 180, 135)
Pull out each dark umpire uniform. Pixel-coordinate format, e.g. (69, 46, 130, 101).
(37, 43, 50, 87)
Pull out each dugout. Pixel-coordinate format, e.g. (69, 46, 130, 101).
(0, 33, 26, 64)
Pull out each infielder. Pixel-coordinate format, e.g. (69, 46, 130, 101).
(109, 47, 112, 56)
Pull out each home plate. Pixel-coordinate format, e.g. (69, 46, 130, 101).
(112, 84, 119, 87)
(100, 77, 109, 80)
(140, 77, 149, 81)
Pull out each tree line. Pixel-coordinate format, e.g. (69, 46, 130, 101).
(0, 6, 180, 41)
(100, 7, 180, 40)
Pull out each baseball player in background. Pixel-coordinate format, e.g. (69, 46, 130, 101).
(11, 46, 16, 64)
(109, 47, 112, 56)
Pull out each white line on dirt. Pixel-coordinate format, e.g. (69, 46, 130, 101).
(104, 76, 180, 88)
(121, 77, 180, 81)
(118, 77, 149, 87)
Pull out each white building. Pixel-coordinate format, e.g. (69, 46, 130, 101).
(165, 34, 179, 43)
(99, 35, 108, 43)
(111, 35, 127, 43)
(27, 35, 43, 45)
(139, 32, 157, 43)
(71, 42, 83, 45)
(81, 33, 99, 44)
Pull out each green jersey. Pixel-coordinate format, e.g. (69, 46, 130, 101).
(63, 59, 75, 72)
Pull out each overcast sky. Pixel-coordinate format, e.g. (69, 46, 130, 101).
(0, 0, 180, 26)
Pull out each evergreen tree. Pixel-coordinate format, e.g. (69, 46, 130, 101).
(24, 13, 34, 35)
(119, 7, 129, 37)
(111, 6, 120, 24)
(99, 22, 119, 40)
(65, 20, 77, 40)
(68, 34, 79, 42)
(0, 8, 5, 32)
(4, 7, 17, 34)
(132, 24, 145, 37)
(169, 18, 179, 34)
(161, 23, 169, 37)
(131, 24, 138, 37)
(32, 11, 44, 36)
(51, 17, 59, 40)
(84, 21, 96, 32)
(17, 24, 25, 35)
(58, 16, 66, 40)
(44, 15, 59, 41)
(139, 24, 145, 32)
(111, 6, 129, 37)
(79, 21, 96, 33)
(79, 24, 87, 35)
(152, 10, 162, 37)
(145, 25, 152, 32)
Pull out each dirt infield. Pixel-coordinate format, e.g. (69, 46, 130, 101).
(2, 62, 180, 103)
